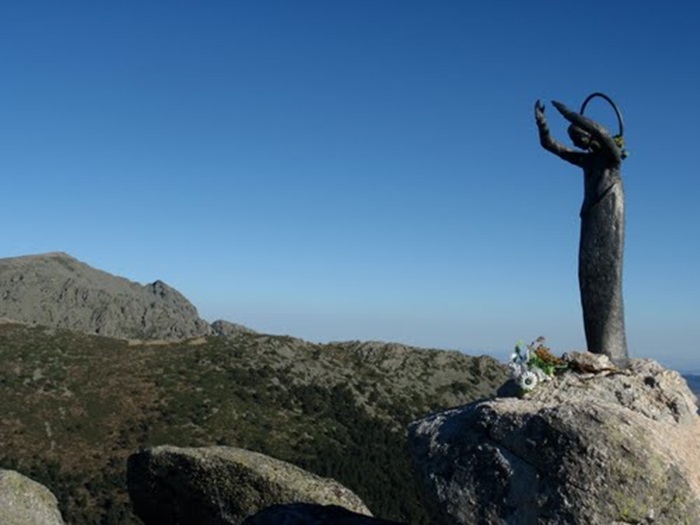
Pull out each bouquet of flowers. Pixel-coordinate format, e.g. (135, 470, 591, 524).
(508, 337, 568, 392)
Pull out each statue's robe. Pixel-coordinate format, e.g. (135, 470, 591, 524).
(579, 162, 628, 366)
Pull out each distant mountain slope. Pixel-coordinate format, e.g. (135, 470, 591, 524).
(0, 252, 212, 340)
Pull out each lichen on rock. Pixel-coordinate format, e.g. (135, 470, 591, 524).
(0, 469, 65, 525)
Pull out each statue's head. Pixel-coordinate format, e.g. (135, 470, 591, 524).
(567, 124, 597, 151)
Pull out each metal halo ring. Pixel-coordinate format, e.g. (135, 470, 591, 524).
(580, 92, 624, 137)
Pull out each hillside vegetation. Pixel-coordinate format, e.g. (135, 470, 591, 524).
(0, 322, 508, 524)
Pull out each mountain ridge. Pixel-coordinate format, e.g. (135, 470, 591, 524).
(0, 251, 470, 352)
(0, 252, 214, 340)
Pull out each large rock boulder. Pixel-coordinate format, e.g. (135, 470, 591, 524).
(127, 445, 372, 525)
(0, 469, 65, 525)
(408, 357, 700, 525)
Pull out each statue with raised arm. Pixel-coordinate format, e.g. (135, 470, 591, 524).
(534, 94, 629, 367)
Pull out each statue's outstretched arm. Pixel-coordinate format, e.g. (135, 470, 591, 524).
(534, 100, 585, 167)
(552, 101, 621, 162)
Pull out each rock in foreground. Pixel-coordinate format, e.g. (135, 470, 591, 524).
(243, 503, 405, 524)
(127, 445, 371, 525)
(408, 357, 700, 525)
(0, 469, 65, 525)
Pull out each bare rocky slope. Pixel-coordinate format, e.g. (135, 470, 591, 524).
(0, 252, 213, 340)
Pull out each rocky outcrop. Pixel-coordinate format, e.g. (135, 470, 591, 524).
(212, 319, 257, 337)
(0, 252, 212, 340)
(0, 469, 65, 525)
(408, 356, 700, 525)
(243, 503, 405, 524)
(127, 445, 372, 525)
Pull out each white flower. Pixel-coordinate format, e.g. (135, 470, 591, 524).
(518, 370, 539, 391)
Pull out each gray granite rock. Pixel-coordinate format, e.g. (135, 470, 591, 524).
(408, 358, 700, 525)
(562, 350, 616, 373)
(0, 469, 65, 525)
(127, 445, 371, 525)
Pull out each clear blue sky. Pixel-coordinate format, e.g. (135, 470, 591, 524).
(1, 2, 698, 370)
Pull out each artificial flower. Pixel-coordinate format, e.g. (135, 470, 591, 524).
(518, 370, 538, 391)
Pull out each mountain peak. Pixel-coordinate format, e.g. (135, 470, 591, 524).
(2, 251, 75, 263)
(0, 252, 212, 340)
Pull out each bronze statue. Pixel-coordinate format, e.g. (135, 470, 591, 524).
(535, 95, 629, 367)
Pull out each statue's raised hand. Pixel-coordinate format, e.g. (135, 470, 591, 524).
(535, 100, 547, 126)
